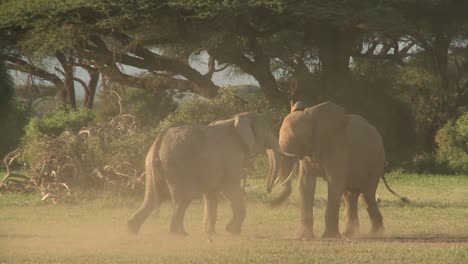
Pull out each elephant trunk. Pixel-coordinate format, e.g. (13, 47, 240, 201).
(269, 181, 292, 207)
(266, 149, 298, 192)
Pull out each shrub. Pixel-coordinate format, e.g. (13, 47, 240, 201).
(405, 152, 452, 174)
(20, 109, 97, 187)
(159, 88, 286, 180)
(436, 113, 468, 174)
(95, 87, 176, 126)
(159, 87, 287, 132)
(24, 108, 95, 139)
(8, 86, 286, 199)
(0, 59, 29, 158)
(17, 113, 154, 197)
(0, 104, 29, 159)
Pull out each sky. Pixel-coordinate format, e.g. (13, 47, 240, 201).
(10, 52, 258, 99)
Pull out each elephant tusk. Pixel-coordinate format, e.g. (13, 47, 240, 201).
(273, 176, 280, 185)
(281, 162, 297, 185)
(278, 150, 298, 158)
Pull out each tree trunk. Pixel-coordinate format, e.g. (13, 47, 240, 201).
(431, 31, 452, 117)
(290, 66, 323, 106)
(84, 68, 99, 109)
(64, 66, 76, 110)
(56, 52, 77, 110)
(254, 69, 288, 106)
(315, 25, 356, 101)
(210, 50, 287, 106)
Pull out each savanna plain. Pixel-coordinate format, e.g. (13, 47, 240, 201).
(1, 173, 467, 264)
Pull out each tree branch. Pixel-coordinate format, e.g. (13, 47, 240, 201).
(84, 35, 219, 98)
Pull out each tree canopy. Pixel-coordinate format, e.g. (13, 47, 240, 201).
(1, 0, 467, 151)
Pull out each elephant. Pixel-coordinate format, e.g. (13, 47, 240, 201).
(266, 101, 408, 239)
(128, 112, 279, 236)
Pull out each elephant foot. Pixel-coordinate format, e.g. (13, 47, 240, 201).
(204, 229, 216, 236)
(321, 230, 341, 239)
(127, 219, 141, 235)
(226, 222, 241, 235)
(369, 227, 385, 237)
(297, 226, 315, 240)
(297, 232, 315, 241)
(170, 229, 188, 237)
(342, 227, 359, 238)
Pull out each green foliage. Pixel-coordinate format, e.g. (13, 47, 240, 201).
(157, 87, 286, 181)
(330, 68, 418, 166)
(24, 108, 95, 139)
(436, 113, 468, 174)
(0, 58, 29, 158)
(0, 57, 14, 107)
(405, 152, 451, 175)
(16, 86, 285, 193)
(159, 87, 287, 132)
(20, 112, 154, 192)
(95, 87, 174, 126)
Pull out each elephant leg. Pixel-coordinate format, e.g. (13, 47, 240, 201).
(203, 192, 219, 235)
(223, 184, 246, 235)
(322, 184, 343, 238)
(298, 172, 316, 240)
(363, 192, 384, 235)
(170, 198, 191, 236)
(127, 188, 157, 235)
(343, 190, 360, 237)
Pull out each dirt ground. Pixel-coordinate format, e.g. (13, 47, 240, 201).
(1, 175, 468, 263)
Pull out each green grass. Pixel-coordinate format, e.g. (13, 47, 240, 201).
(1, 173, 467, 263)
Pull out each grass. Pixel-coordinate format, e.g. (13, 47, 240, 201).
(1, 173, 467, 263)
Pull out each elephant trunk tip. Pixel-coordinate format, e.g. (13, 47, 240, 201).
(400, 197, 410, 204)
(268, 183, 292, 208)
(127, 219, 141, 235)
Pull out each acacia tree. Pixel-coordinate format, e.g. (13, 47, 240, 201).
(0, 0, 222, 109)
(1, 0, 466, 111)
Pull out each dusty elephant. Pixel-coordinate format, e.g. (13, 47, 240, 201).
(266, 101, 408, 239)
(128, 112, 279, 236)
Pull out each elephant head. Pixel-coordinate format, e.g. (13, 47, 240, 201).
(266, 101, 347, 193)
(235, 112, 279, 154)
(211, 112, 279, 155)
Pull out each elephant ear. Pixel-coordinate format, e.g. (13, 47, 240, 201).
(234, 113, 257, 154)
(290, 101, 306, 112)
(305, 101, 347, 155)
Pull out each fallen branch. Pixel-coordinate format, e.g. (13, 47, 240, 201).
(1, 149, 29, 187)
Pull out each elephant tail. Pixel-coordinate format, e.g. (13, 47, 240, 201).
(147, 131, 171, 207)
(147, 123, 189, 206)
(381, 175, 410, 204)
(127, 129, 171, 235)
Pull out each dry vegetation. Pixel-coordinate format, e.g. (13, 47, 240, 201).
(1, 174, 467, 264)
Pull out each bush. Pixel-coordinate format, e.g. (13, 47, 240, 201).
(8, 86, 286, 200)
(17, 113, 154, 197)
(158, 88, 286, 180)
(0, 59, 29, 158)
(159, 87, 287, 132)
(24, 108, 95, 139)
(436, 113, 468, 174)
(95, 87, 176, 126)
(20, 109, 97, 187)
(0, 104, 29, 159)
(405, 152, 452, 174)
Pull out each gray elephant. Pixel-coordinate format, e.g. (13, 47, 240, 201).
(266, 101, 407, 239)
(128, 112, 279, 236)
